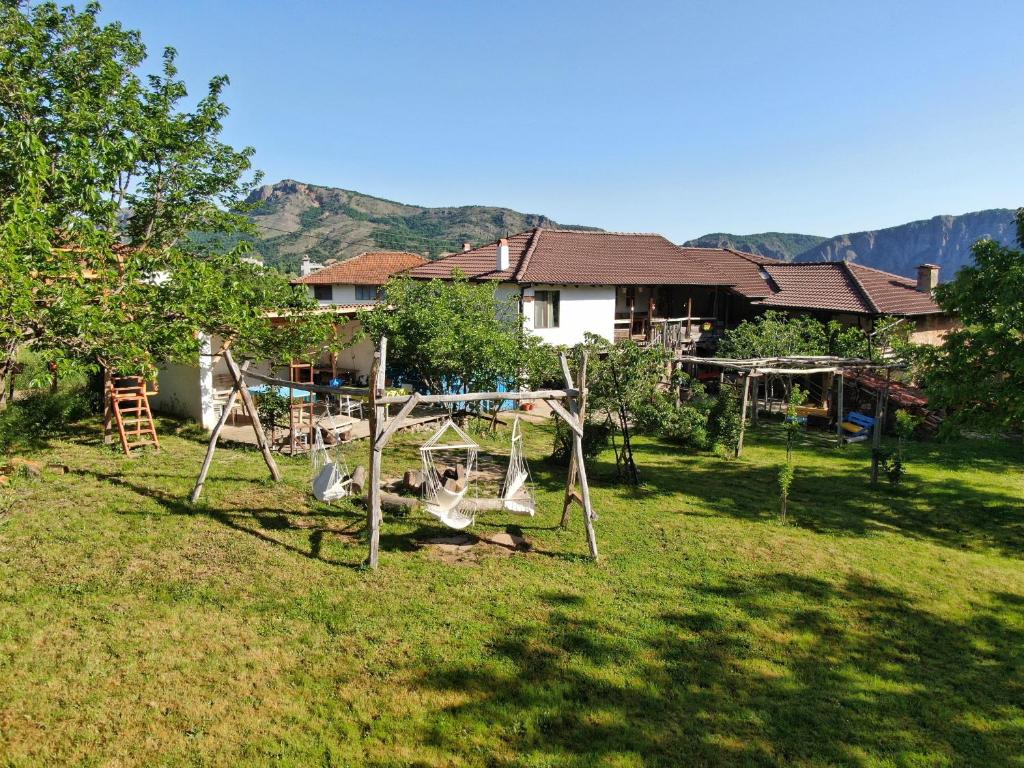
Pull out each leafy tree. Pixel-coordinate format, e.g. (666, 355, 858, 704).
(778, 385, 808, 521)
(0, 2, 330, 407)
(707, 383, 743, 455)
(922, 208, 1024, 434)
(362, 273, 536, 395)
(718, 311, 868, 359)
(575, 335, 672, 484)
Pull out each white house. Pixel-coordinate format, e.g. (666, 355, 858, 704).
(408, 228, 947, 351)
(151, 251, 427, 429)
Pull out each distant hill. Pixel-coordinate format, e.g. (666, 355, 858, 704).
(243, 180, 600, 273)
(682, 232, 828, 262)
(685, 209, 1018, 279)
(791, 209, 1018, 278)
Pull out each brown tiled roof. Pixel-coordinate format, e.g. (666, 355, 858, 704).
(408, 229, 732, 286)
(758, 262, 940, 316)
(845, 262, 941, 315)
(687, 247, 778, 298)
(409, 231, 536, 281)
(294, 251, 427, 285)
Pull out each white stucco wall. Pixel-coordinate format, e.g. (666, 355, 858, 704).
(521, 284, 615, 346)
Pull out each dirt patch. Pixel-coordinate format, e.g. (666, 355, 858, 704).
(420, 530, 530, 565)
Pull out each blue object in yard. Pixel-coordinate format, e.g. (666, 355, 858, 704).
(841, 411, 875, 441)
(248, 384, 313, 400)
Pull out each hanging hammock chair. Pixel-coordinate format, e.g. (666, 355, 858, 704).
(502, 416, 536, 516)
(311, 425, 352, 503)
(419, 419, 478, 530)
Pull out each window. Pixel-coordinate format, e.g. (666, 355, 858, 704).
(533, 290, 560, 329)
(355, 284, 379, 301)
(312, 285, 333, 301)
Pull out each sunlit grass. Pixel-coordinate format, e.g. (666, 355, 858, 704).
(0, 417, 1021, 766)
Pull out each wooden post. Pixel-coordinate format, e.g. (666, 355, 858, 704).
(102, 368, 114, 444)
(223, 348, 281, 482)
(190, 361, 250, 503)
(736, 372, 751, 458)
(560, 353, 598, 560)
(836, 371, 845, 448)
(686, 295, 693, 339)
(366, 337, 387, 569)
(560, 351, 588, 528)
(751, 374, 759, 427)
(870, 371, 887, 485)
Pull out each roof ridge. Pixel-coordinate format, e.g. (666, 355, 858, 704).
(844, 259, 917, 284)
(514, 227, 543, 282)
(722, 247, 783, 264)
(840, 261, 881, 314)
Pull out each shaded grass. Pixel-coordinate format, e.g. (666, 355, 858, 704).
(0, 417, 1021, 766)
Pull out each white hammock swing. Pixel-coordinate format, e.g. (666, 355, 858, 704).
(502, 416, 536, 516)
(419, 419, 479, 530)
(310, 425, 352, 503)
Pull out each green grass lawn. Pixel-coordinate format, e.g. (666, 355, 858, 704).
(1, 417, 1022, 767)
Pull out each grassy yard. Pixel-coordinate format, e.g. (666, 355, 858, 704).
(0, 416, 1022, 767)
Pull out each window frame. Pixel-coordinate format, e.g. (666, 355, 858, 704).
(533, 289, 561, 329)
(312, 284, 333, 302)
(355, 284, 379, 302)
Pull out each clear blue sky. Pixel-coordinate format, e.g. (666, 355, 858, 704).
(97, 0, 1023, 241)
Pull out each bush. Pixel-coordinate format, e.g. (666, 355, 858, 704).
(707, 384, 742, 454)
(0, 390, 91, 455)
(550, 418, 612, 466)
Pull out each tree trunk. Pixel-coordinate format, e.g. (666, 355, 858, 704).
(0, 344, 19, 411)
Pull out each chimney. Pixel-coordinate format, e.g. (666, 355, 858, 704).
(916, 263, 939, 292)
(462, 242, 472, 252)
(300, 256, 312, 277)
(496, 238, 510, 271)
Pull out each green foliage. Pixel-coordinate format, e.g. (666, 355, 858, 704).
(708, 383, 743, 455)
(252, 388, 289, 436)
(922, 208, 1024, 434)
(718, 311, 869, 359)
(0, 2, 331, 401)
(550, 418, 611, 467)
(661, 379, 713, 450)
(877, 409, 925, 487)
(778, 385, 809, 519)
(0, 390, 91, 455)
(363, 273, 541, 394)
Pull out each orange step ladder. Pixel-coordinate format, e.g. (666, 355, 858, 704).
(110, 375, 160, 456)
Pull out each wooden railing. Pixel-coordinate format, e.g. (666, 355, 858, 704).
(647, 317, 718, 352)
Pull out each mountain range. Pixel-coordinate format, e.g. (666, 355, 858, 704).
(685, 209, 1019, 279)
(245, 180, 1018, 279)
(243, 180, 597, 272)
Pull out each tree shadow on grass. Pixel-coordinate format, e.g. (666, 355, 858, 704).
(396, 574, 1023, 767)
(70, 468, 368, 569)
(599, 433, 1024, 559)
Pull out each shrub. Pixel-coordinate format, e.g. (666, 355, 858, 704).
(550, 418, 612, 466)
(707, 384, 742, 455)
(0, 390, 91, 455)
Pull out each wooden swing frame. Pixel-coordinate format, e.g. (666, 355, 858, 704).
(189, 338, 599, 569)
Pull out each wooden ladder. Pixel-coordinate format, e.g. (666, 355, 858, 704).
(110, 375, 160, 456)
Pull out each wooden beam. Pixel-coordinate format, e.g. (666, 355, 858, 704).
(223, 348, 281, 482)
(377, 388, 577, 406)
(190, 361, 250, 503)
(836, 373, 845, 448)
(366, 337, 387, 569)
(561, 351, 589, 528)
(560, 352, 598, 560)
(374, 392, 421, 450)
(545, 398, 583, 437)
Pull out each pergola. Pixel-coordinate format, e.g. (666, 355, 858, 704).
(677, 355, 899, 479)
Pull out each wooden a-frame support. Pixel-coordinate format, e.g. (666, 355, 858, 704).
(190, 347, 281, 503)
(189, 337, 599, 569)
(365, 337, 598, 569)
